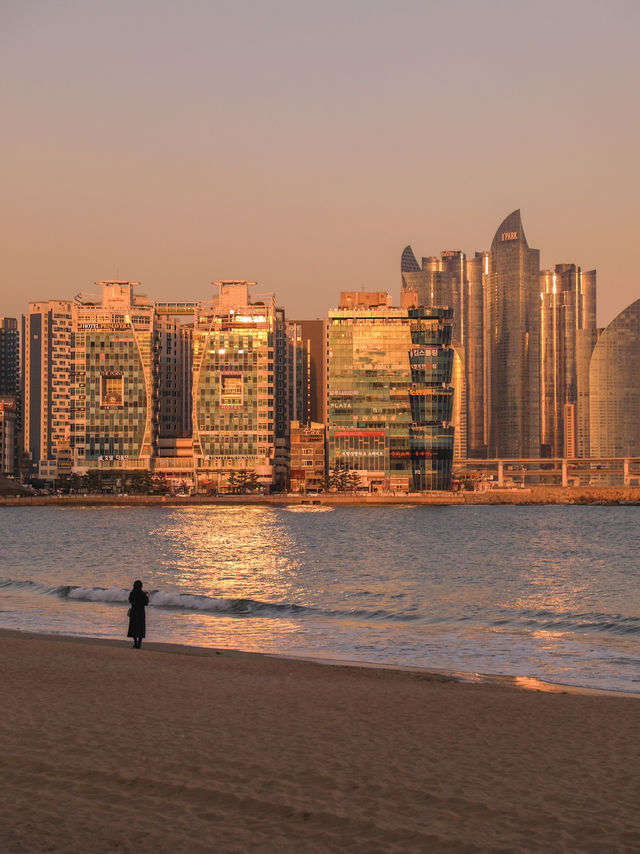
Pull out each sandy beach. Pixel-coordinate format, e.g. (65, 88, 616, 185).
(1, 631, 639, 853)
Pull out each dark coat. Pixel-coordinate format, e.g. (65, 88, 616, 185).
(127, 588, 149, 638)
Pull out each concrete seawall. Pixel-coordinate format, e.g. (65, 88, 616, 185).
(2, 487, 640, 508)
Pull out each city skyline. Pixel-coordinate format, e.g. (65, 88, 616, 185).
(2, 1, 639, 326)
(0, 206, 632, 329)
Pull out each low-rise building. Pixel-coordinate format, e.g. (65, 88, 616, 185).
(290, 421, 325, 493)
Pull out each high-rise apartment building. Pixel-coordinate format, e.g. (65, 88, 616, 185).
(286, 319, 327, 429)
(404, 215, 542, 463)
(466, 253, 487, 457)
(484, 210, 541, 458)
(0, 318, 20, 398)
(575, 327, 601, 458)
(22, 300, 73, 474)
(403, 215, 599, 462)
(153, 313, 191, 441)
(274, 306, 289, 441)
(401, 248, 484, 459)
(408, 306, 455, 489)
(192, 281, 276, 491)
(327, 297, 454, 491)
(451, 346, 467, 460)
(0, 318, 20, 475)
(301, 320, 327, 425)
(72, 282, 155, 470)
(153, 297, 196, 440)
(21, 279, 291, 489)
(23, 285, 194, 477)
(286, 321, 308, 426)
(540, 264, 597, 457)
(180, 324, 194, 437)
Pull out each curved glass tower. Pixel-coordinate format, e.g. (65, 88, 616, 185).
(401, 244, 429, 304)
(401, 245, 421, 273)
(589, 299, 640, 458)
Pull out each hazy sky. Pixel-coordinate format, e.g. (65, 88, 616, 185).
(2, 0, 639, 326)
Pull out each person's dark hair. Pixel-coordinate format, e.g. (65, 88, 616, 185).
(133, 579, 142, 590)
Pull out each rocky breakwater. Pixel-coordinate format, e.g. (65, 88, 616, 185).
(462, 486, 640, 505)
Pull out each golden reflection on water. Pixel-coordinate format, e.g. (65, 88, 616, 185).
(506, 585, 587, 620)
(530, 630, 565, 640)
(148, 507, 299, 601)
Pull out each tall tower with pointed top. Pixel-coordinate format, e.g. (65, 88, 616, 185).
(484, 210, 541, 457)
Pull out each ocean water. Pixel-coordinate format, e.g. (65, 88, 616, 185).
(1, 504, 639, 693)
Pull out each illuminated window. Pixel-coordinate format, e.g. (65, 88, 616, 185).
(100, 373, 124, 408)
(220, 372, 243, 408)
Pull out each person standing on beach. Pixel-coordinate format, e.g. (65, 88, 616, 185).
(127, 580, 149, 649)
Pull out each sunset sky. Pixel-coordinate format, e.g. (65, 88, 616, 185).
(2, 0, 639, 326)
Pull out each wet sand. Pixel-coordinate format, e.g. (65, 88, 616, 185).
(1, 629, 639, 853)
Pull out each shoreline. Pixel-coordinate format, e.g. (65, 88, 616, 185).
(2, 627, 637, 700)
(2, 627, 640, 852)
(3, 485, 640, 506)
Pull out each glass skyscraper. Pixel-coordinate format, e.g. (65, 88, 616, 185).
(401, 247, 477, 460)
(466, 252, 487, 457)
(589, 299, 640, 458)
(484, 210, 540, 458)
(402, 215, 598, 462)
(327, 299, 454, 491)
(540, 264, 597, 457)
(408, 306, 455, 489)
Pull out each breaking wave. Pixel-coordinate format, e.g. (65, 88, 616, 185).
(0, 577, 417, 622)
(1, 577, 639, 636)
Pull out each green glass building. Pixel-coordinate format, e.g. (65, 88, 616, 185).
(328, 301, 454, 491)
